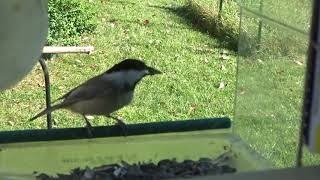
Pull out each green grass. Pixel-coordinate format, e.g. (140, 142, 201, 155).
(0, 0, 236, 129)
(0, 0, 319, 169)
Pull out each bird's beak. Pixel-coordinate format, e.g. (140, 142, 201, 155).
(147, 66, 162, 75)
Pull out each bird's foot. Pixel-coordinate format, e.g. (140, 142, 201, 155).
(85, 123, 93, 138)
(107, 115, 128, 136)
(83, 115, 93, 138)
(115, 118, 128, 137)
(52, 119, 57, 125)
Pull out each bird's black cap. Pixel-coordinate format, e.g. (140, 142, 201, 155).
(106, 59, 161, 75)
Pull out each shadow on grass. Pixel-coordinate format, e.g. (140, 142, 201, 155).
(149, 1, 239, 51)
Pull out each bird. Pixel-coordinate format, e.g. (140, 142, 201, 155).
(29, 58, 161, 136)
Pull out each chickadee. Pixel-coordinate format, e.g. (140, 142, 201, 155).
(29, 59, 161, 136)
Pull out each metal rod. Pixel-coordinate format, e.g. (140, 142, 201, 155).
(0, 117, 231, 143)
(39, 58, 52, 129)
(218, 0, 224, 15)
(42, 46, 94, 54)
(257, 0, 263, 49)
(297, 0, 320, 168)
(232, 6, 243, 134)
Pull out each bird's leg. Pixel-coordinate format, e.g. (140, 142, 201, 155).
(107, 115, 128, 136)
(83, 115, 93, 138)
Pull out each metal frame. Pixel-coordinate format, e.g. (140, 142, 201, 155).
(218, 0, 224, 15)
(38, 58, 52, 129)
(297, 0, 320, 167)
(257, 0, 263, 49)
(0, 117, 231, 143)
(38, 46, 94, 129)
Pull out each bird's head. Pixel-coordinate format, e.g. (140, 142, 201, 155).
(105, 59, 161, 89)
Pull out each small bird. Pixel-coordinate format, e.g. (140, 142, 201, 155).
(29, 59, 161, 136)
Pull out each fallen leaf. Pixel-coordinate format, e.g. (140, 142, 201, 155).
(110, 23, 115, 28)
(294, 60, 303, 66)
(155, 40, 161, 44)
(75, 59, 81, 64)
(257, 59, 263, 64)
(222, 50, 229, 54)
(130, 47, 136, 51)
(82, 37, 89, 41)
(204, 58, 209, 64)
(85, 115, 94, 120)
(219, 82, 225, 89)
(8, 121, 14, 126)
(221, 65, 226, 71)
(91, 64, 98, 70)
(221, 54, 230, 60)
(196, 47, 204, 51)
(143, 19, 150, 25)
(191, 104, 197, 112)
(37, 82, 45, 87)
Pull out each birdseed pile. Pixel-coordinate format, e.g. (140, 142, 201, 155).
(36, 152, 236, 180)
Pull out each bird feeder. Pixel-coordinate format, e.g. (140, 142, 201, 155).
(0, 0, 319, 179)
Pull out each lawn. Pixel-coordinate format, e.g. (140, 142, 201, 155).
(0, 0, 319, 169)
(0, 0, 236, 130)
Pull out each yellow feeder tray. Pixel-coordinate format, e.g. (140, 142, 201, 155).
(0, 118, 272, 179)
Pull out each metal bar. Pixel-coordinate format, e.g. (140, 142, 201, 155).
(42, 46, 94, 54)
(218, 0, 224, 16)
(38, 58, 52, 129)
(257, 0, 263, 49)
(0, 117, 231, 143)
(297, 0, 320, 168)
(232, 6, 243, 133)
(37, 46, 94, 128)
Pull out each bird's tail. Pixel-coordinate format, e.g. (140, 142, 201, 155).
(29, 103, 64, 121)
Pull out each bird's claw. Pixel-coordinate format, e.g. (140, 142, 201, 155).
(83, 115, 93, 138)
(85, 123, 93, 138)
(115, 119, 128, 137)
(107, 115, 128, 136)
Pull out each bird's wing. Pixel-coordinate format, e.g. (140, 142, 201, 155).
(52, 85, 79, 103)
(29, 76, 116, 121)
(54, 74, 106, 102)
(60, 76, 117, 106)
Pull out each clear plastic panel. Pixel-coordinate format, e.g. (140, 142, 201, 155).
(234, 7, 320, 167)
(238, 0, 311, 33)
